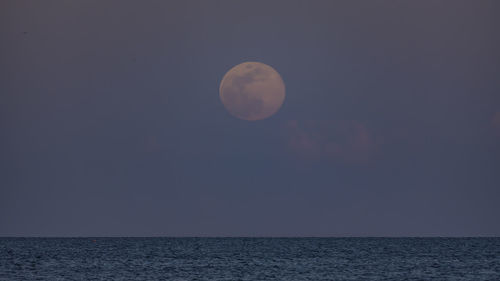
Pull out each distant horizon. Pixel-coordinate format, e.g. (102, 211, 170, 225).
(2, 236, 499, 239)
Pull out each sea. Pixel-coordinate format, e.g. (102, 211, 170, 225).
(1, 238, 499, 280)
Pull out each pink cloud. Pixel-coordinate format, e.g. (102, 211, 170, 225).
(286, 120, 379, 164)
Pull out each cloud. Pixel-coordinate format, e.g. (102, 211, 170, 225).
(286, 120, 379, 164)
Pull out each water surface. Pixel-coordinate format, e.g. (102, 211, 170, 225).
(1, 238, 499, 280)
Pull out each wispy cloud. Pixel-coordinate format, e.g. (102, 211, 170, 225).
(286, 120, 380, 164)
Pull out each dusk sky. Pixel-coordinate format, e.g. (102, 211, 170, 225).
(1, 1, 499, 236)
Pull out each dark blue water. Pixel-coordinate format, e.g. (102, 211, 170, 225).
(1, 238, 499, 280)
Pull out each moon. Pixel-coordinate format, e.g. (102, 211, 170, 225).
(219, 62, 285, 121)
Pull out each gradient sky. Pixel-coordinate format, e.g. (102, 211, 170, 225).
(1, 1, 499, 236)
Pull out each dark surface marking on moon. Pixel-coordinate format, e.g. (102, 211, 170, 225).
(222, 66, 270, 119)
(230, 66, 266, 92)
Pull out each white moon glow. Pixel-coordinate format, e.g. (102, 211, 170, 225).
(219, 62, 285, 121)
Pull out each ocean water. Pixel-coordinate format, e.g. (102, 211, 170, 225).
(1, 238, 499, 280)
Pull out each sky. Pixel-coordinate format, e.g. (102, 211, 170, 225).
(1, 1, 499, 237)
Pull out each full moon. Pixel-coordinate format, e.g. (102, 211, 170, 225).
(219, 62, 285, 121)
